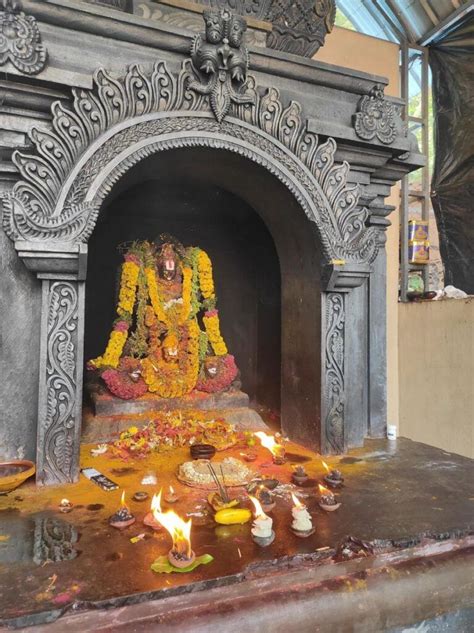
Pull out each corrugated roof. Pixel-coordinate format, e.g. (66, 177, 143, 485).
(337, 0, 473, 44)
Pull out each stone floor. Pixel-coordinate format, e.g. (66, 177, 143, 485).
(0, 437, 472, 630)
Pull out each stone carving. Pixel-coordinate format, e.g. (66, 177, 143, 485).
(324, 292, 345, 453)
(189, 8, 254, 122)
(37, 282, 80, 485)
(353, 84, 397, 145)
(0, 0, 47, 75)
(2, 57, 380, 264)
(267, 0, 336, 57)
(194, 0, 336, 57)
(33, 517, 78, 565)
(195, 0, 271, 19)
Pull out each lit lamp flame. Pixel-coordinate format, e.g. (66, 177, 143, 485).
(318, 483, 333, 497)
(249, 495, 266, 519)
(169, 484, 175, 494)
(291, 492, 305, 509)
(120, 490, 127, 507)
(154, 510, 193, 558)
(151, 489, 162, 520)
(321, 460, 330, 473)
(254, 432, 285, 459)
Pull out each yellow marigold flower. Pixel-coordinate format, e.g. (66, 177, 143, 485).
(197, 250, 215, 300)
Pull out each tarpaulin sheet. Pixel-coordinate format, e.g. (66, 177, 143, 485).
(430, 13, 474, 293)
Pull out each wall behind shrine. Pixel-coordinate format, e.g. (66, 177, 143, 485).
(317, 27, 401, 432)
(398, 298, 474, 459)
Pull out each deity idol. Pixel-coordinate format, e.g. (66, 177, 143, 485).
(88, 237, 239, 400)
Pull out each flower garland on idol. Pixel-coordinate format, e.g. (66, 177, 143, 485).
(88, 239, 237, 399)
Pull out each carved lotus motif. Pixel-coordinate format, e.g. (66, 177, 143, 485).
(0, 1, 47, 75)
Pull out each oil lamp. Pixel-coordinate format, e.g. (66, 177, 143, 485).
(239, 451, 257, 463)
(132, 491, 149, 502)
(321, 460, 344, 488)
(154, 510, 195, 568)
(254, 432, 286, 464)
(143, 490, 163, 530)
(291, 465, 309, 486)
(318, 484, 341, 512)
(59, 498, 73, 513)
(256, 485, 275, 513)
(164, 485, 179, 504)
(249, 495, 275, 547)
(109, 491, 136, 529)
(290, 493, 315, 537)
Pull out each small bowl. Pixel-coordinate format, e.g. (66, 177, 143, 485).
(0, 460, 35, 494)
(190, 444, 216, 460)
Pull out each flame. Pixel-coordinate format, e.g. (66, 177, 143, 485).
(169, 485, 174, 494)
(321, 460, 330, 473)
(120, 491, 126, 507)
(151, 490, 162, 518)
(254, 431, 284, 457)
(291, 492, 304, 509)
(318, 483, 333, 497)
(249, 495, 266, 518)
(154, 510, 192, 557)
(60, 498, 70, 506)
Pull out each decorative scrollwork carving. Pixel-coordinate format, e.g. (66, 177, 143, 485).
(0, 0, 47, 75)
(189, 8, 254, 122)
(324, 292, 345, 453)
(33, 517, 79, 565)
(267, 0, 336, 57)
(353, 84, 398, 145)
(2, 11, 380, 264)
(37, 282, 80, 485)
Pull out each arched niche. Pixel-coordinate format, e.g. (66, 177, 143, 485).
(86, 146, 323, 446)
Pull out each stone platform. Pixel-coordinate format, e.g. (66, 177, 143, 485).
(0, 438, 472, 631)
(83, 388, 269, 443)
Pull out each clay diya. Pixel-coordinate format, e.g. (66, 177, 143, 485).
(154, 509, 196, 569)
(256, 486, 275, 513)
(318, 484, 341, 512)
(132, 491, 149, 502)
(247, 477, 279, 494)
(321, 460, 344, 488)
(109, 492, 136, 529)
(239, 451, 257, 463)
(254, 431, 286, 464)
(143, 491, 163, 530)
(59, 498, 73, 513)
(164, 485, 179, 504)
(291, 465, 309, 486)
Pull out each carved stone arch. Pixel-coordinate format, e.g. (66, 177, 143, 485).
(1, 59, 379, 484)
(2, 62, 380, 266)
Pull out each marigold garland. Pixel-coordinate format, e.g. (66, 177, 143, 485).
(89, 259, 139, 369)
(89, 328, 128, 369)
(117, 261, 140, 318)
(197, 249, 215, 300)
(203, 309, 228, 356)
(141, 319, 200, 398)
(146, 265, 193, 327)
